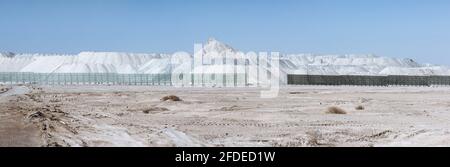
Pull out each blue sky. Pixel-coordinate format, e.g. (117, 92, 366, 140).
(0, 0, 449, 65)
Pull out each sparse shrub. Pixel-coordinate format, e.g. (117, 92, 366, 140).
(355, 105, 365, 110)
(27, 111, 46, 120)
(326, 106, 347, 114)
(216, 105, 239, 111)
(161, 95, 182, 101)
(289, 92, 306, 94)
(142, 107, 169, 114)
(0, 87, 10, 93)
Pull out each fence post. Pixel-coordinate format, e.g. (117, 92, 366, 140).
(157, 74, 160, 85)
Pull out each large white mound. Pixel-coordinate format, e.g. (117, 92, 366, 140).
(1, 38, 449, 76)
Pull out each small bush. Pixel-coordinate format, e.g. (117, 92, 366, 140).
(217, 105, 239, 111)
(0, 87, 10, 93)
(161, 95, 182, 101)
(142, 107, 169, 114)
(355, 105, 365, 110)
(27, 111, 46, 120)
(289, 92, 307, 94)
(326, 106, 347, 114)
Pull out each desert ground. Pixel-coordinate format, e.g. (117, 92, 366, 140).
(1, 84, 450, 147)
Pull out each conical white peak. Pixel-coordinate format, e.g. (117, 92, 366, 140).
(203, 37, 236, 54)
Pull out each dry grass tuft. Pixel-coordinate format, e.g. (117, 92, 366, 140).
(289, 92, 307, 95)
(355, 105, 365, 110)
(0, 87, 10, 93)
(326, 106, 347, 114)
(218, 105, 239, 111)
(142, 107, 169, 114)
(27, 111, 46, 119)
(161, 95, 182, 101)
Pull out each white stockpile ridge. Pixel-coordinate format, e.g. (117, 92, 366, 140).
(1, 38, 449, 76)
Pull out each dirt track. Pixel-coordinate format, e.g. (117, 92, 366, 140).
(1, 85, 450, 147)
(0, 86, 43, 146)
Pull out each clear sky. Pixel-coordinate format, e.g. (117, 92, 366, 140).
(1, 0, 449, 65)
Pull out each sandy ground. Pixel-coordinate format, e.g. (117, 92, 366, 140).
(1, 84, 450, 147)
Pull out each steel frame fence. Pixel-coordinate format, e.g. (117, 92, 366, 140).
(287, 75, 450, 86)
(0, 72, 172, 86)
(8, 73, 446, 87)
(0, 72, 249, 86)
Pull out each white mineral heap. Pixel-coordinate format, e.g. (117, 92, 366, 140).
(1, 38, 450, 85)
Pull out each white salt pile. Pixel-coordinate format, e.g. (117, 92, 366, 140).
(1, 38, 449, 76)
